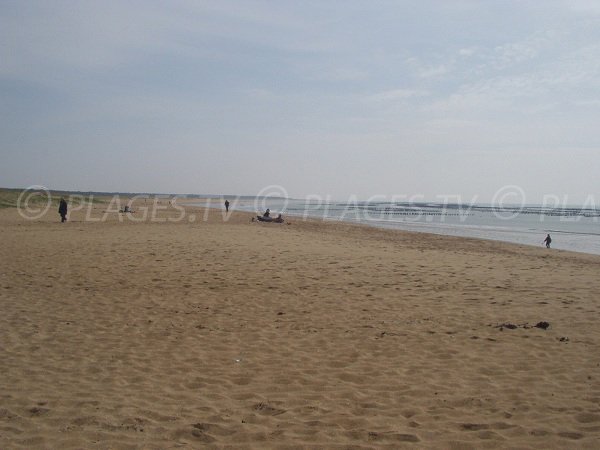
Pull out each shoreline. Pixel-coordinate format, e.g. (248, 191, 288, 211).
(4, 184, 597, 256)
(194, 201, 600, 259)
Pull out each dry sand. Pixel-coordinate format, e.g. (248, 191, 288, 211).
(1, 200, 600, 449)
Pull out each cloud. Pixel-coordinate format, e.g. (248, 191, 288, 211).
(365, 89, 429, 102)
(403, 56, 455, 81)
(418, 65, 449, 78)
(288, 59, 370, 82)
(0, 1, 334, 85)
(459, 48, 476, 57)
(574, 99, 600, 107)
(312, 67, 370, 82)
(563, 0, 600, 14)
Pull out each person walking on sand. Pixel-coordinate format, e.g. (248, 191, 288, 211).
(224, 199, 230, 213)
(58, 197, 68, 223)
(543, 233, 552, 248)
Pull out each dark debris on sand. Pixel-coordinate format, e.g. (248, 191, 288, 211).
(492, 321, 551, 331)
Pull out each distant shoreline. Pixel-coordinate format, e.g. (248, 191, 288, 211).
(191, 198, 600, 257)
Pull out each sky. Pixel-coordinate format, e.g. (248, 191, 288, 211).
(1, 0, 599, 203)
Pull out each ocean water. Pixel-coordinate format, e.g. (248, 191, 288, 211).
(209, 198, 600, 256)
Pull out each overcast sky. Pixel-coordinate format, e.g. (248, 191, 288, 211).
(1, 1, 599, 203)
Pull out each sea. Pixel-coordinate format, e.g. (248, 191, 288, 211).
(202, 198, 600, 256)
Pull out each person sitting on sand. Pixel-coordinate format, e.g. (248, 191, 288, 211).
(273, 214, 284, 223)
(263, 208, 270, 218)
(543, 234, 552, 248)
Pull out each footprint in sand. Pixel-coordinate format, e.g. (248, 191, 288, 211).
(252, 402, 286, 416)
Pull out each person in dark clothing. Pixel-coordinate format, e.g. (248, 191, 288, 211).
(543, 234, 552, 248)
(263, 208, 270, 218)
(58, 198, 68, 223)
(224, 199, 230, 213)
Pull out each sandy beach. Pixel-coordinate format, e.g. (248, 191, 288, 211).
(1, 200, 600, 449)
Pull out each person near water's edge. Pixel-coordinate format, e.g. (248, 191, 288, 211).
(225, 199, 230, 213)
(543, 234, 552, 248)
(58, 198, 68, 223)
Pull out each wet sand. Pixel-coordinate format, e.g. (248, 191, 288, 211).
(1, 201, 600, 449)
